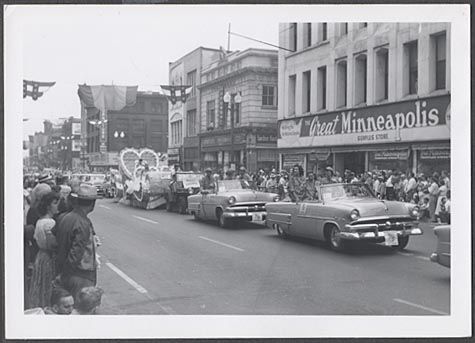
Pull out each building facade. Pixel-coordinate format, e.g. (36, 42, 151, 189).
(168, 47, 222, 170)
(278, 23, 450, 176)
(82, 91, 168, 172)
(198, 48, 279, 172)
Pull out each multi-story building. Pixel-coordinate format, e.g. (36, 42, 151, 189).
(167, 47, 222, 170)
(81, 91, 168, 172)
(278, 23, 450, 176)
(198, 48, 279, 172)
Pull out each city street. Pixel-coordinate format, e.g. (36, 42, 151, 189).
(92, 199, 450, 316)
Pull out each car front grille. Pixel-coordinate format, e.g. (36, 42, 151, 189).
(229, 203, 266, 213)
(353, 218, 416, 232)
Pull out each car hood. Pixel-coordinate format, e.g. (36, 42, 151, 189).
(221, 190, 277, 203)
(329, 198, 412, 218)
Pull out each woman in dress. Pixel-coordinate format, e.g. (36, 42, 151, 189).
(28, 191, 60, 308)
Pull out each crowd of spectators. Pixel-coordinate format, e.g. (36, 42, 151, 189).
(23, 172, 103, 315)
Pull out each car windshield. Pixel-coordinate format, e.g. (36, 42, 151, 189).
(320, 183, 375, 202)
(217, 180, 243, 192)
(177, 173, 202, 188)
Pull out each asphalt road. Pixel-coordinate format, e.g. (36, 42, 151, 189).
(90, 199, 450, 315)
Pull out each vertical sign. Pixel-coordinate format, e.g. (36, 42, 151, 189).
(218, 89, 224, 128)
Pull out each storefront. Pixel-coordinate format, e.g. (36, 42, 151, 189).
(167, 147, 182, 168)
(87, 152, 120, 173)
(278, 94, 450, 176)
(183, 136, 200, 171)
(200, 128, 278, 172)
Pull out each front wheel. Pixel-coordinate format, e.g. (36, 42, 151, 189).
(274, 224, 288, 238)
(217, 209, 230, 228)
(392, 235, 410, 250)
(327, 225, 347, 251)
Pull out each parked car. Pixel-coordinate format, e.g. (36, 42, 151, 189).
(188, 179, 279, 228)
(430, 225, 450, 268)
(266, 183, 422, 251)
(73, 173, 106, 197)
(166, 172, 202, 214)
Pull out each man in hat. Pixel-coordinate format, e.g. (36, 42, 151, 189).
(200, 168, 216, 192)
(224, 169, 235, 180)
(55, 184, 100, 301)
(265, 172, 278, 194)
(38, 173, 56, 188)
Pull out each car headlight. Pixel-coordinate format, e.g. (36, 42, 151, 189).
(273, 195, 280, 202)
(228, 196, 236, 205)
(350, 209, 360, 221)
(410, 206, 419, 218)
(188, 188, 193, 194)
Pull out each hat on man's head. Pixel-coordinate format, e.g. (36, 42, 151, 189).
(239, 166, 247, 172)
(70, 184, 100, 200)
(205, 168, 212, 173)
(325, 166, 335, 173)
(38, 174, 53, 183)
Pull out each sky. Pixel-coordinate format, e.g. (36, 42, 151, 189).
(16, 5, 280, 140)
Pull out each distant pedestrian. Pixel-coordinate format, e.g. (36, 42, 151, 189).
(55, 184, 100, 301)
(428, 176, 439, 222)
(28, 191, 60, 309)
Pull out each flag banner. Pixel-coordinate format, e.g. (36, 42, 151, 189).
(23, 80, 56, 100)
(160, 85, 192, 105)
(77, 85, 138, 113)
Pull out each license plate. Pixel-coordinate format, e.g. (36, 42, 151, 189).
(252, 213, 263, 221)
(384, 231, 399, 246)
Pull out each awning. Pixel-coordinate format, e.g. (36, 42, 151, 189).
(411, 142, 450, 150)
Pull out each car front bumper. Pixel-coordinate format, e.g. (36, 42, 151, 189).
(342, 222, 422, 240)
(223, 210, 267, 221)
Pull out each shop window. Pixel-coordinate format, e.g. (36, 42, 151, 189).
(336, 59, 347, 108)
(375, 47, 389, 102)
(186, 109, 197, 136)
(262, 85, 276, 107)
(404, 40, 418, 95)
(302, 71, 311, 113)
(234, 102, 241, 125)
(288, 75, 296, 115)
(354, 53, 367, 105)
(303, 23, 312, 48)
(289, 23, 297, 52)
(317, 66, 327, 110)
(434, 32, 446, 90)
(206, 100, 215, 129)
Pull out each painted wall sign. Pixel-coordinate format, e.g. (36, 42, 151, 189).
(278, 95, 450, 148)
(372, 150, 409, 160)
(282, 154, 305, 169)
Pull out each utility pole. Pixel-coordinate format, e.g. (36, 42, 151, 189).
(227, 23, 231, 51)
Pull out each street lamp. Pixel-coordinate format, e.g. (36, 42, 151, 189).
(223, 91, 242, 169)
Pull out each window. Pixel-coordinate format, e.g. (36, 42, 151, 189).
(289, 23, 297, 51)
(354, 53, 367, 105)
(336, 59, 347, 108)
(435, 33, 446, 90)
(375, 47, 389, 101)
(206, 100, 215, 129)
(288, 75, 296, 115)
(171, 120, 182, 145)
(262, 85, 276, 106)
(303, 23, 312, 48)
(234, 102, 240, 125)
(322, 23, 327, 41)
(186, 70, 197, 97)
(405, 41, 418, 95)
(302, 71, 311, 113)
(317, 66, 327, 110)
(186, 110, 197, 136)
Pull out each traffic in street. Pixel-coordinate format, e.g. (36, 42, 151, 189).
(93, 198, 450, 316)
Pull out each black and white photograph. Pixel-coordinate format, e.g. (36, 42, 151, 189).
(3, 4, 471, 339)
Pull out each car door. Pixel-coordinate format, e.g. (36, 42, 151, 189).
(201, 191, 218, 219)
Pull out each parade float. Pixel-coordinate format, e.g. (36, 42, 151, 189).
(117, 147, 172, 209)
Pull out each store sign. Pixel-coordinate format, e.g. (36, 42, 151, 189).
(278, 95, 450, 147)
(168, 148, 180, 155)
(257, 134, 277, 143)
(72, 122, 81, 135)
(282, 154, 305, 169)
(202, 135, 232, 147)
(420, 149, 450, 160)
(72, 140, 81, 152)
(373, 150, 409, 160)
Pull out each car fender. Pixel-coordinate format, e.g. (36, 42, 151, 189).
(322, 220, 343, 240)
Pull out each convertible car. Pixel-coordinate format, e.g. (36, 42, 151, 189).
(188, 179, 279, 228)
(266, 183, 422, 251)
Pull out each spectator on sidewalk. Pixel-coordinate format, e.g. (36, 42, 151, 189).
(55, 184, 100, 301)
